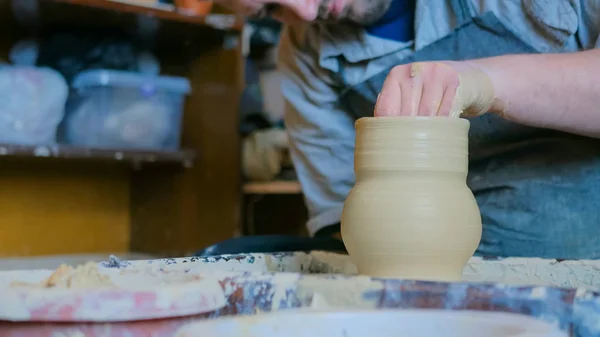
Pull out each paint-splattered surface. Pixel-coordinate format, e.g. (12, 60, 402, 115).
(1, 252, 600, 337)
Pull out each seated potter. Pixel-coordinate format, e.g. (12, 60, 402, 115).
(206, 0, 600, 259)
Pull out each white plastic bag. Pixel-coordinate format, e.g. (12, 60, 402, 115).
(0, 66, 68, 145)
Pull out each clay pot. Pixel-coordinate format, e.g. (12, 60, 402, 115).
(175, 0, 213, 15)
(341, 117, 482, 281)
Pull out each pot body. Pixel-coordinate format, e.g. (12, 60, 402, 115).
(341, 117, 482, 281)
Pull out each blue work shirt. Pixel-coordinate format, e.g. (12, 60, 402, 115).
(366, 0, 415, 42)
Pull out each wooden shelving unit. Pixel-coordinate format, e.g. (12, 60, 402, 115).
(0, 143, 195, 169)
(243, 180, 302, 194)
(52, 0, 244, 31)
(0, 0, 244, 257)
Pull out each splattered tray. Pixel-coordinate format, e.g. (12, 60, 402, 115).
(1, 252, 600, 337)
(0, 265, 226, 322)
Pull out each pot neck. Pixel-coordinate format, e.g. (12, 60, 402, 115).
(354, 117, 470, 173)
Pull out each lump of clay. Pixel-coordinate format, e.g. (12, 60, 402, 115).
(13, 262, 115, 289)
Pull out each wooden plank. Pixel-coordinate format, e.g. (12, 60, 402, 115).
(243, 181, 302, 194)
(0, 143, 195, 169)
(51, 0, 243, 31)
(0, 161, 130, 257)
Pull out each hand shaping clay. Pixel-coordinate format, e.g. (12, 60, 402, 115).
(341, 117, 482, 281)
(442, 61, 496, 118)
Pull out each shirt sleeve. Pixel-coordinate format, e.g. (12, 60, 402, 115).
(575, 0, 600, 48)
(472, 0, 599, 51)
(277, 25, 356, 235)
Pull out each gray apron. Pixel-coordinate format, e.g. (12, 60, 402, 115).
(339, 0, 600, 259)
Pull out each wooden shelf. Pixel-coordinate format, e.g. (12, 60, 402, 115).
(52, 0, 244, 31)
(0, 143, 195, 169)
(243, 181, 302, 194)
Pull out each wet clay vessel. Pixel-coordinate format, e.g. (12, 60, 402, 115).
(341, 117, 482, 281)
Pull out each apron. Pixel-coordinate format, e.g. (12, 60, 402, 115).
(338, 0, 600, 259)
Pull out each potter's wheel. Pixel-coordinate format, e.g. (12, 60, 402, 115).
(0, 252, 598, 337)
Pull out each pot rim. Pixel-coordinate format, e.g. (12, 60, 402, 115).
(356, 116, 469, 128)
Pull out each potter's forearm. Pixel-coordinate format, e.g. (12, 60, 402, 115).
(473, 49, 600, 138)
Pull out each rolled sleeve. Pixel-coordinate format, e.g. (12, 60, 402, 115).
(278, 25, 356, 235)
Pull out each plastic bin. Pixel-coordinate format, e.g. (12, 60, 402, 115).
(0, 65, 68, 145)
(64, 70, 191, 150)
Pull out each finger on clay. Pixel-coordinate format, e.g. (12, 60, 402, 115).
(374, 74, 402, 117)
(439, 81, 460, 117)
(418, 80, 444, 116)
(400, 76, 423, 116)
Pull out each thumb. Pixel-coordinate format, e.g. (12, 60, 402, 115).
(444, 61, 496, 118)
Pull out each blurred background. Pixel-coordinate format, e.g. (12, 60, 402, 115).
(0, 0, 307, 268)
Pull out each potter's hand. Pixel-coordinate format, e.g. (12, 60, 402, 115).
(374, 61, 496, 118)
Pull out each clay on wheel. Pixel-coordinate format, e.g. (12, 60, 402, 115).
(341, 117, 482, 281)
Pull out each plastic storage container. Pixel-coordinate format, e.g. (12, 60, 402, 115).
(0, 65, 68, 145)
(64, 70, 191, 150)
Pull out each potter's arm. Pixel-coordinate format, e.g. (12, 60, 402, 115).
(374, 48, 600, 138)
(473, 48, 600, 138)
(375, 3, 600, 137)
(278, 25, 355, 235)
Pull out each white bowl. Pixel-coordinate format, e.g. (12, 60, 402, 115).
(175, 309, 568, 337)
